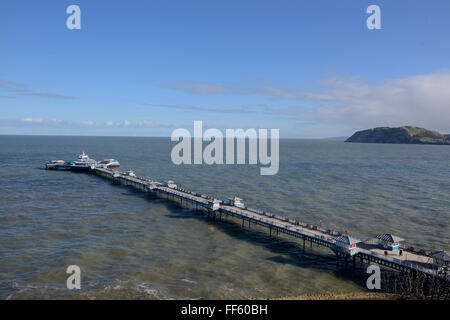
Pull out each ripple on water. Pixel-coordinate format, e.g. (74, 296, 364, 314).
(1, 137, 449, 299)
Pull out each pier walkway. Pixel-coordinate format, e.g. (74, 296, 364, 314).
(92, 167, 449, 281)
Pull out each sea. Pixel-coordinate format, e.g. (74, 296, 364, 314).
(0, 135, 448, 299)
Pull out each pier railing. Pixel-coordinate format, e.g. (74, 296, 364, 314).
(89, 167, 449, 281)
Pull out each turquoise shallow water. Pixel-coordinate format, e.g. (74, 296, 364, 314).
(0, 135, 449, 299)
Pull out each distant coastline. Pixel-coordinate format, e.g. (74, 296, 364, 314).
(346, 126, 450, 145)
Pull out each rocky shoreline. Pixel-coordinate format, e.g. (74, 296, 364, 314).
(275, 292, 398, 300)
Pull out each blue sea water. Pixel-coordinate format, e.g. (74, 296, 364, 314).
(0, 135, 448, 299)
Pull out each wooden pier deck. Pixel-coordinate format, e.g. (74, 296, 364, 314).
(92, 167, 449, 281)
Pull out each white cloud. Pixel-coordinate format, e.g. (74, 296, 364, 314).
(271, 72, 450, 133)
(20, 118, 69, 125)
(0, 80, 74, 100)
(3, 118, 157, 130)
(21, 117, 43, 123)
(164, 72, 450, 133)
(81, 120, 95, 126)
(138, 120, 153, 127)
(163, 82, 249, 95)
(137, 102, 255, 114)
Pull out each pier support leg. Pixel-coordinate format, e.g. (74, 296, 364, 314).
(269, 227, 272, 237)
(303, 238, 305, 250)
(242, 218, 244, 229)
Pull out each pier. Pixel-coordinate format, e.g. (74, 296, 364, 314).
(90, 166, 449, 283)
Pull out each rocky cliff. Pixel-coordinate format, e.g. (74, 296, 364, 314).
(346, 126, 450, 145)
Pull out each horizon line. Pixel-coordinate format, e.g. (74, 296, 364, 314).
(0, 133, 349, 140)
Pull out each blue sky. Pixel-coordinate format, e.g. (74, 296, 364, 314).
(1, 0, 450, 137)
